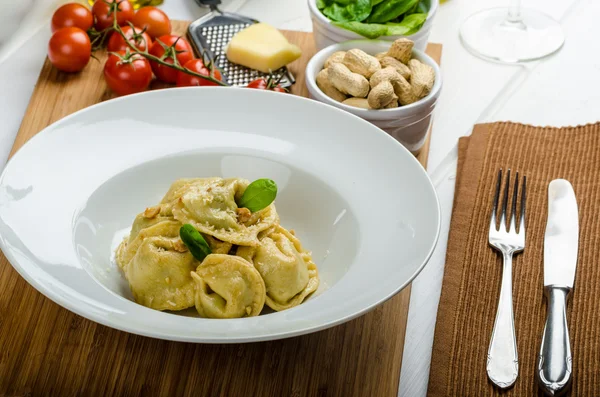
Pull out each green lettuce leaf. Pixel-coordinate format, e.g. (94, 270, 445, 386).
(316, 0, 329, 9)
(385, 13, 427, 35)
(367, 0, 419, 23)
(333, 12, 427, 38)
(332, 21, 389, 38)
(406, 0, 420, 15)
(322, 0, 372, 22)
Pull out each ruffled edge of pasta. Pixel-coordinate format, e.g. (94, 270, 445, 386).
(174, 202, 280, 246)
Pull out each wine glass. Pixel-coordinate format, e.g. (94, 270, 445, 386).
(459, 1, 565, 63)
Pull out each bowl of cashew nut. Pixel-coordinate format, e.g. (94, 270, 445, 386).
(305, 38, 441, 154)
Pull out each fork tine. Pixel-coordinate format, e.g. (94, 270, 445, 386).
(510, 172, 519, 233)
(491, 169, 502, 231)
(500, 169, 511, 231)
(519, 176, 527, 235)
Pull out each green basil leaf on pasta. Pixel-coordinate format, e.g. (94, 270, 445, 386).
(237, 179, 278, 213)
(180, 224, 212, 262)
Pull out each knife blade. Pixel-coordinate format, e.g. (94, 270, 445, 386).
(537, 179, 579, 396)
(544, 179, 579, 287)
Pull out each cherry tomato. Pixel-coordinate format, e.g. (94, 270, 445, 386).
(176, 59, 223, 87)
(48, 27, 91, 73)
(51, 3, 93, 33)
(92, 0, 134, 31)
(132, 6, 171, 39)
(247, 78, 286, 92)
(148, 35, 194, 83)
(107, 25, 152, 52)
(247, 78, 267, 89)
(104, 51, 152, 96)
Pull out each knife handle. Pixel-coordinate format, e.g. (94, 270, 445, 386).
(537, 285, 573, 396)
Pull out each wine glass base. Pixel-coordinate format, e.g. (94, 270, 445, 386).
(460, 8, 565, 63)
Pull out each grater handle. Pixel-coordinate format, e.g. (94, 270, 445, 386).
(193, 0, 221, 10)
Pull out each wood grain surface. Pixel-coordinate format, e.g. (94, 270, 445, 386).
(0, 20, 441, 396)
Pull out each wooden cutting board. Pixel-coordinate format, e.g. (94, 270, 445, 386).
(0, 21, 441, 396)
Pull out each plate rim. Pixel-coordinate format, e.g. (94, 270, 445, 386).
(0, 87, 441, 342)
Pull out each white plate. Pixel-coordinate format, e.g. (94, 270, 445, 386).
(0, 87, 440, 343)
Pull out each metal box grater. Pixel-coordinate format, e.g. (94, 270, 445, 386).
(187, 1, 295, 88)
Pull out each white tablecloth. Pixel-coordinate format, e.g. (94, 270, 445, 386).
(1, 0, 598, 395)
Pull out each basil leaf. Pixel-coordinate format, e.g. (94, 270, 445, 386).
(179, 224, 212, 262)
(367, 0, 419, 23)
(385, 13, 427, 35)
(371, 0, 385, 5)
(322, 0, 372, 22)
(237, 178, 278, 213)
(417, 0, 428, 14)
(333, 21, 389, 38)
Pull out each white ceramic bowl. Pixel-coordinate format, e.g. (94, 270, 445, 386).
(308, 0, 438, 51)
(306, 40, 442, 153)
(0, 88, 440, 343)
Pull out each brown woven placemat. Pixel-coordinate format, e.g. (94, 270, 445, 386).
(428, 122, 600, 396)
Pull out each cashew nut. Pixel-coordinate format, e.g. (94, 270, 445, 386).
(342, 97, 371, 109)
(316, 68, 347, 102)
(380, 56, 411, 80)
(408, 59, 435, 99)
(324, 51, 346, 68)
(328, 63, 370, 98)
(143, 205, 161, 219)
(367, 80, 397, 109)
(342, 49, 381, 78)
(387, 38, 413, 64)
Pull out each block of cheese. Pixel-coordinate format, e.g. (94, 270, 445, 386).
(226, 23, 302, 73)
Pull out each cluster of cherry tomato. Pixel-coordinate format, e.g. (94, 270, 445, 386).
(48, 0, 284, 96)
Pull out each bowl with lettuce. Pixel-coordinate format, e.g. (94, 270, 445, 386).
(308, 0, 437, 51)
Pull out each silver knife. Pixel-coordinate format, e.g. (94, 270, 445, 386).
(537, 179, 579, 395)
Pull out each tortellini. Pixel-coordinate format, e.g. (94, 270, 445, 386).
(159, 177, 208, 215)
(115, 177, 319, 318)
(116, 219, 181, 271)
(191, 254, 266, 318)
(160, 178, 207, 204)
(116, 215, 231, 309)
(127, 208, 172, 242)
(116, 209, 232, 270)
(169, 178, 279, 246)
(237, 226, 319, 311)
(126, 234, 198, 311)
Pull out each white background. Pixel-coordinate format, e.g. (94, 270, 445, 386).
(0, 0, 597, 395)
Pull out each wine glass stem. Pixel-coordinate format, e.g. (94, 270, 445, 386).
(508, 0, 522, 22)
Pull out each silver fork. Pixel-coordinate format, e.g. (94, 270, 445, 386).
(487, 169, 526, 389)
